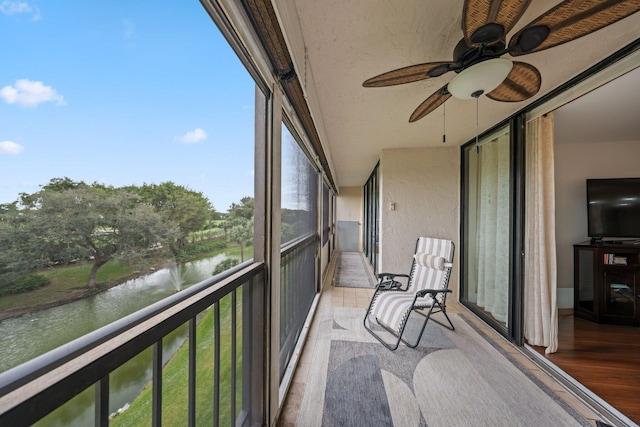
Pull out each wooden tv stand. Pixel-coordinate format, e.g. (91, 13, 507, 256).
(574, 240, 640, 325)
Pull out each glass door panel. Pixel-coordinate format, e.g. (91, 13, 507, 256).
(462, 127, 511, 327)
(604, 270, 635, 318)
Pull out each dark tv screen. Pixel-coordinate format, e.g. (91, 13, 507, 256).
(587, 178, 640, 238)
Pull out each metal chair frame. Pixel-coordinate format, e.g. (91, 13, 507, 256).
(364, 238, 454, 351)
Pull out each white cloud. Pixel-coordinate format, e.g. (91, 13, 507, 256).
(179, 128, 207, 144)
(0, 79, 65, 107)
(0, 1, 41, 21)
(0, 140, 24, 155)
(0, 1, 29, 14)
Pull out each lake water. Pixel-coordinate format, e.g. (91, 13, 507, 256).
(0, 252, 237, 426)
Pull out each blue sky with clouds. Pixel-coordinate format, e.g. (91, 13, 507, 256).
(0, 1, 256, 212)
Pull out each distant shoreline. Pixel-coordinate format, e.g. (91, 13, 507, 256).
(0, 245, 242, 322)
(0, 262, 170, 322)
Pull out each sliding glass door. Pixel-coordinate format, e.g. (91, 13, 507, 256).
(461, 126, 513, 330)
(363, 163, 379, 273)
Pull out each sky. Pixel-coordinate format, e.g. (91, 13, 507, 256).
(0, 1, 256, 212)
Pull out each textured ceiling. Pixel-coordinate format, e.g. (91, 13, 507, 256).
(274, 0, 640, 187)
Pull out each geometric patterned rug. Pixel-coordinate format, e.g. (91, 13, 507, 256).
(298, 307, 591, 427)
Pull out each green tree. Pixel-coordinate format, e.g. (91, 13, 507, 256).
(0, 207, 16, 274)
(210, 209, 224, 221)
(225, 197, 254, 251)
(280, 222, 296, 244)
(218, 214, 232, 239)
(18, 177, 93, 208)
(228, 217, 253, 262)
(227, 196, 254, 221)
(127, 182, 212, 248)
(17, 186, 179, 287)
(0, 202, 39, 273)
(0, 201, 19, 221)
(212, 257, 240, 275)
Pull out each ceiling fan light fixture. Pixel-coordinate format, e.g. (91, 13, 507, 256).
(447, 58, 513, 100)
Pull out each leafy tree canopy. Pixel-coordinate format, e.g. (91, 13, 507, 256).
(19, 177, 89, 208)
(227, 196, 254, 221)
(0, 177, 257, 288)
(212, 257, 240, 276)
(1, 184, 180, 287)
(125, 182, 213, 246)
(228, 217, 253, 262)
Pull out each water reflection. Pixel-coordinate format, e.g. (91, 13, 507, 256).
(0, 253, 231, 372)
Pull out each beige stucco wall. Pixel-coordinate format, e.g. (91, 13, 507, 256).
(554, 139, 640, 307)
(379, 147, 460, 291)
(336, 186, 363, 251)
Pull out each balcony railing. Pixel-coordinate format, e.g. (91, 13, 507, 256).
(279, 233, 318, 380)
(0, 261, 266, 427)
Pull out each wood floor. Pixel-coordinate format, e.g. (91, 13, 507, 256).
(532, 316, 640, 425)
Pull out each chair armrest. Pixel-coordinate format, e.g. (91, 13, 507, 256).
(376, 273, 409, 291)
(416, 288, 452, 298)
(377, 273, 409, 280)
(377, 279, 402, 290)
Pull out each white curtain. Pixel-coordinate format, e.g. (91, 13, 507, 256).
(475, 134, 510, 323)
(524, 113, 558, 354)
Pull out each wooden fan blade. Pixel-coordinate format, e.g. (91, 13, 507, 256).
(409, 85, 451, 122)
(509, 0, 640, 56)
(486, 62, 541, 102)
(363, 62, 455, 87)
(463, 0, 531, 46)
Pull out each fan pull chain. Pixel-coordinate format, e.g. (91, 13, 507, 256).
(442, 102, 446, 144)
(475, 96, 479, 154)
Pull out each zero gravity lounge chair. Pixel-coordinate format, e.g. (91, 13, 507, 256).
(364, 237, 455, 351)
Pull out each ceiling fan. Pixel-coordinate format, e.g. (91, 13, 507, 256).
(362, 0, 640, 122)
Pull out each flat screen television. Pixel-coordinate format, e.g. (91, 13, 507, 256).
(587, 177, 640, 240)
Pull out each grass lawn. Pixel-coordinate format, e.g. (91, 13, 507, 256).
(0, 260, 147, 315)
(111, 288, 243, 426)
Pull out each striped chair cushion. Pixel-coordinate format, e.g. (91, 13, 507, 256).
(415, 237, 453, 262)
(371, 237, 453, 334)
(414, 253, 446, 270)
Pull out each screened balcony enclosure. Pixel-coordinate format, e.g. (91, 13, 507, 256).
(2, 0, 640, 426)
